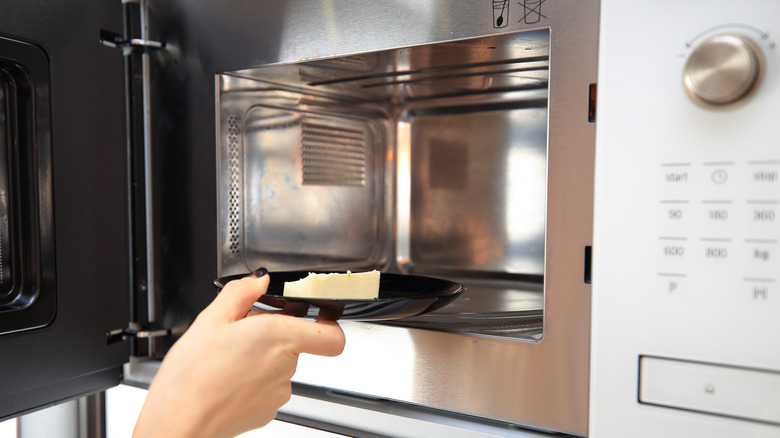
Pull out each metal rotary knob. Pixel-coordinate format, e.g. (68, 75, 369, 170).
(683, 34, 762, 107)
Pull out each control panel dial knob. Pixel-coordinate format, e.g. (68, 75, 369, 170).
(683, 34, 762, 107)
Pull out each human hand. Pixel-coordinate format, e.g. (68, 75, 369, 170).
(133, 269, 346, 438)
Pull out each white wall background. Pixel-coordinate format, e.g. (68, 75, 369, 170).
(0, 418, 15, 437)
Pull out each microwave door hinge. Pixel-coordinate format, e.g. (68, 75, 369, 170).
(99, 30, 164, 55)
(106, 324, 171, 345)
(104, 0, 165, 356)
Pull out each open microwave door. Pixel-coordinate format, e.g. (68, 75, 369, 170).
(0, 0, 131, 420)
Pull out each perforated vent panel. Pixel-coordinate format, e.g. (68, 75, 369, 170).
(301, 121, 367, 187)
(227, 115, 241, 255)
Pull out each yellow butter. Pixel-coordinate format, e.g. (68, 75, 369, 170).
(283, 270, 380, 299)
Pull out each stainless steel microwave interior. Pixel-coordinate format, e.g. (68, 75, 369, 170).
(218, 30, 554, 337)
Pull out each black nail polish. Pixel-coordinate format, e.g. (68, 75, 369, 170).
(249, 267, 268, 278)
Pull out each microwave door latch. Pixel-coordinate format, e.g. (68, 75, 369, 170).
(106, 324, 171, 345)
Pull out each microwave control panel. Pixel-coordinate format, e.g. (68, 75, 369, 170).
(591, 1, 780, 437)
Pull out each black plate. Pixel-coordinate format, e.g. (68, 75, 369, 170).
(213, 271, 464, 321)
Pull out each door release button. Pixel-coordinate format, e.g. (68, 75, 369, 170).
(639, 356, 780, 425)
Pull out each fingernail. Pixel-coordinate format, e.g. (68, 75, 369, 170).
(249, 267, 268, 278)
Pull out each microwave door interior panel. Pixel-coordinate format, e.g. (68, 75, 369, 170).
(0, 0, 132, 420)
(0, 0, 217, 421)
(0, 0, 230, 421)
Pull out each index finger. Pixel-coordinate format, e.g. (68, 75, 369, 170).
(207, 273, 270, 322)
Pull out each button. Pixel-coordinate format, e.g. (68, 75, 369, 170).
(711, 168, 729, 184)
(744, 277, 773, 302)
(658, 273, 686, 294)
(640, 356, 780, 424)
(751, 285, 769, 301)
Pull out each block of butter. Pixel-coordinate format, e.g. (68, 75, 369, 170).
(283, 270, 381, 299)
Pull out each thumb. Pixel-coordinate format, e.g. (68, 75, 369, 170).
(209, 271, 270, 322)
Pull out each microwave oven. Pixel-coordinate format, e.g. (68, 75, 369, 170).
(1, 0, 778, 437)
